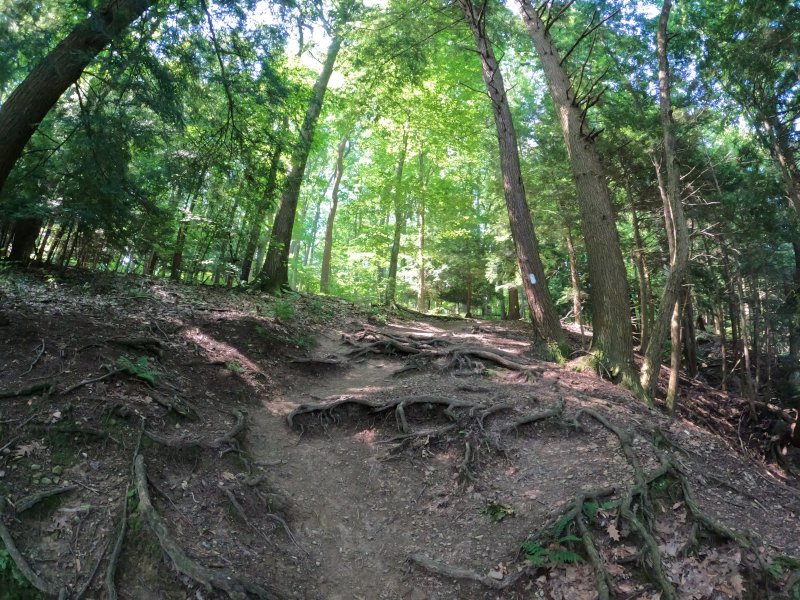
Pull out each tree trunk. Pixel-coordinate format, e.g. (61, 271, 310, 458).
(258, 36, 342, 293)
(640, 0, 691, 405)
(628, 183, 652, 350)
(320, 134, 349, 293)
(0, 0, 157, 196)
(508, 286, 521, 320)
(459, 0, 564, 345)
(241, 144, 282, 282)
(385, 127, 409, 306)
(35, 221, 53, 263)
(517, 0, 633, 373)
(499, 288, 507, 320)
(8, 218, 42, 263)
(45, 224, 66, 265)
(682, 289, 698, 378)
(416, 153, 428, 312)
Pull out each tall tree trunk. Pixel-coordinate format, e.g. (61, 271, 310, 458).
(45, 224, 66, 265)
(517, 0, 633, 375)
(628, 183, 652, 350)
(35, 221, 53, 263)
(416, 153, 428, 312)
(259, 36, 342, 292)
(320, 134, 349, 293)
(0, 0, 157, 196)
(640, 0, 691, 408)
(241, 145, 282, 282)
(682, 290, 698, 378)
(8, 218, 42, 263)
(499, 288, 507, 320)
(385, 128, 409, 306)
(459, 0, 564, 344)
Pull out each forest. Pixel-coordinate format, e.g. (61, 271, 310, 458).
(1, 0, 800, 598)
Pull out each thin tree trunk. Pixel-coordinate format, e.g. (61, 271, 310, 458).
(628, 184, 652, 350)
(241, 145, 282, 282)
(320, 134, 349, 293)
(499, 288, 507, 320)
(640, 0, 691, 407)
(459, 0, 564, 344)
(517, 0, 633, 371)
(385, 127, 409, 306)
(682, 289, 698, 378)
(416, 153, 428, 312)
(259, 36, 342, 292)
(45, 224, 66, 265)
(35, 221, 52, 263)
(0, 0, 157, 196)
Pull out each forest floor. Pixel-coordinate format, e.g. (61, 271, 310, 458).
(1, 267, 800, 600)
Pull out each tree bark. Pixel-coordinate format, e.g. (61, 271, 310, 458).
(516, 0, 633, 372)
(0, 0, 157, 197)
(8, 218, 42, 263)
(241, 144, 282, 282)
(639, 0, 691, 406)
(320, 134, 349, 293)
(258, 36, 342, 293)
(627, 183, 652, 350)
(458, 0, 564, 344)
(507, 286, 521, 320)
(416, 153, 428, 312)
(385, 127, 409, 306)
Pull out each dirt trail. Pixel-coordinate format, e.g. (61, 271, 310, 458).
(2, 272, 800, 600)
(248, 316, 800, 599)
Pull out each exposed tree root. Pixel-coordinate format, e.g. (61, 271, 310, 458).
(0, 498, 61, 596)
(144, 409, 245, 452)
(502, 401, 564, 434)
(149, 390, 200, 420)
(13, 484, 78, 514)
(133, 454, 284, 600)
(107, 336, 165, 356)
(60, 368, 124, 396)
(286, 397, 382, 429)
(408, 553, 527, 590)
(0, 380, 56, 399)
(105, 492, 128, 600)
(288, 357, 346, 371)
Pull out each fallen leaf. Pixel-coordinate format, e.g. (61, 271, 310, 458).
(607, 523, 621, 541)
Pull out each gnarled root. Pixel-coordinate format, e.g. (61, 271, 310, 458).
(133, 454, 285, 600)
(408, 553, 527, 590)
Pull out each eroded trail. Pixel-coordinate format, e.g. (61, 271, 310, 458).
(249, 316, 800, 600)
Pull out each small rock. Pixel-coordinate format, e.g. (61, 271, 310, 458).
(488, 569, 504, 580)
(40, 477, 52, 485)
(52, 466, 63, 475)
(30, 464, 41, 471)
(53, 477, 60, 484)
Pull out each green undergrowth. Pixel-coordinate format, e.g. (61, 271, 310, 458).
(0, 546, 41, 600)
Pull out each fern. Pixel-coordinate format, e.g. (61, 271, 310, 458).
(116, 356, 158, 385)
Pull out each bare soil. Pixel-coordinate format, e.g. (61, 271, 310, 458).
(1, 267, 799, 600)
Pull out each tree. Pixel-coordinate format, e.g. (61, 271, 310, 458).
(457, 0, 564, 344)
(0, 0, 158, 198)
(516, 0, 638, 388)
(638, 0, 691, 408)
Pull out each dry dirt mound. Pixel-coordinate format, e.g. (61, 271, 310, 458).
(0, 267, 799, 600)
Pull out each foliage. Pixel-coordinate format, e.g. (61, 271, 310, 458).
(116, 356, 159, 385)
(521, 537, 584, 568)
(482, 501, 516, 522)
(0, 546, 39, 600)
